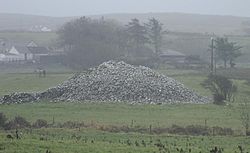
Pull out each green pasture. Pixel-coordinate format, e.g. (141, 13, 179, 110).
(0, 69, 250, 153)
(0, 102, 246, 131)
(0, 70, 249, 131)
(0, 73, 73, 96)
(0, 129, 249, 153)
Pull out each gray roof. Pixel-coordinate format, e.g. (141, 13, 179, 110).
(12, 46, 49, 55)
(14, 46, 31, 54)
(28, 46, 49, 54)
(160, 49, 186, 57)
(4, 52, 16, 56)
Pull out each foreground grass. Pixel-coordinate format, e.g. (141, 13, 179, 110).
(0, 102, 247, 132)
(0, 128, 249, 153)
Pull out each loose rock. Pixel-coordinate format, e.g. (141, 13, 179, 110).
(0, 61, 209, 104)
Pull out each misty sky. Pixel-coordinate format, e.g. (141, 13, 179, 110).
(1, 0, 250, 17)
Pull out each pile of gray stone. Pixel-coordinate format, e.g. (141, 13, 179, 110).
(0, 61, 209, 104)
(0, 93, 38, 104)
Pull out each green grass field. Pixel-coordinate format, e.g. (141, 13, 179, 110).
(0, 70, 250, 153)
(0, 102, 244, 130)
(0, 71, 249, 130)
(0, 73, 73, 96)
(1, 129, 250, 153)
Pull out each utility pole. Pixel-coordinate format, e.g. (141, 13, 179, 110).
(211, 37, 214, 75)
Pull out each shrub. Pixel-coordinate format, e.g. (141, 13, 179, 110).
(168, 124, 233, 136)
(247, 131, 250, 136)
(201, 74, 237, 105)
(62, 121, 84, 128)
(13, 116, 30, 128)
(4, 116, 30, 130)
(0, 112, 7, 128)
(246, 79, 250, 86)
(169, 124, 186, 135)
(33, 119, 48, 128)
(185, 125, 209, 136)
(240, 100, 250, 136)
(212, 126, 234, 136)
(151, 128, 169, 134)
(213, 93, 226, 105)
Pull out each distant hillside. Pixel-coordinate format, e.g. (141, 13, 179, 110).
(0, 13, 74, 31)
(0, 13, 250, 63)
(99, 13, 250, 35)
(1, 12, 250, 34)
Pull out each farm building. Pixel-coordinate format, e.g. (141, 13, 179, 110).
(9, 46, 33, 61)
(159, 49, 186, 64)
(0, 41, 50, 62)
(27, 46, 50, 61)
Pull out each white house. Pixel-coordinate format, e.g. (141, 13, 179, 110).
(0, 53, 5, 61)
(27, 46, 50, 61)
(41, 26, 52, 32)
(0, 53, 26, 62)
(9, 46, 33, 61)
(0, 40, 50, 62)
(29, 25, 52, 32)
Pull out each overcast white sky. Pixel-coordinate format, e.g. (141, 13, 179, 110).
(1, 0, 250, 17)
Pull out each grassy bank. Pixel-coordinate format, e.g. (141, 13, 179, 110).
(0, 70, 249, 152)
(1, 128, 249, 153)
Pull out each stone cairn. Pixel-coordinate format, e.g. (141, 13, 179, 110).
(0, 61, 209, 104)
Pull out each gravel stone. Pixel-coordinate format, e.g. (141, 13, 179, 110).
(0, 61, 210, 104)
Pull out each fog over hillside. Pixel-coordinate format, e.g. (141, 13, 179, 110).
(99, 13, 250, 35)
(0, 12, 250, 35)
(0, 13, 74, 31)
(1, 0, 250, 17)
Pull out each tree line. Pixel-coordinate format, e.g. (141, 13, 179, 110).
(58, 16, 243, 70)
(57, 17, 167, 69)
(209, 37, 242, 69)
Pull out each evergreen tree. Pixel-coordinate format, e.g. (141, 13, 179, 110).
(57, 17, 125, 69)
(145, 18, 167, 55)
(126, 18, 149, 50)
(214, 37, 242, 68)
